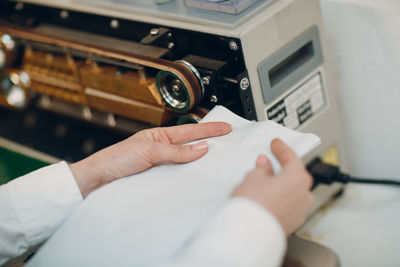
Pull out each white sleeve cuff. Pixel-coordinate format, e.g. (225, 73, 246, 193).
(167, 197, 286, 267)
(6, 161, 83, 246)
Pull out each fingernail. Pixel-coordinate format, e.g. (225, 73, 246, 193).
(193, 141, 208, 151)
(271, 138, 282, 146)
(223, 123, 232, 132)
(256, 155, 268, 166)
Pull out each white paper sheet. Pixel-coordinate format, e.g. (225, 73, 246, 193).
(27, 106, 320, 267)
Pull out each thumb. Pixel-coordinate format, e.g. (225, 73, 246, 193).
(151, 141, 209, 164)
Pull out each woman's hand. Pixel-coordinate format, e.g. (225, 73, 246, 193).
(70, 122, 232, 198)
(231, 138, 314, 235)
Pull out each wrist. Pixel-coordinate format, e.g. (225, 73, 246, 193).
(69, 157, 108, 198)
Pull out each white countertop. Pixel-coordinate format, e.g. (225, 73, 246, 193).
(298, 183, 400, 267)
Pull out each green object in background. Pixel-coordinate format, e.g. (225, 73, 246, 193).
(0, 146, 49, 185)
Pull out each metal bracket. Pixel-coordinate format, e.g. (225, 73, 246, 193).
(140, 27, 171, 46)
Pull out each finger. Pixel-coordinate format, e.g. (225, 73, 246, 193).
(255, 154, 274, 175)
(162, 122, 232, 144)
(271, 138, 299, 167)
(150, 141, 209, 164)
(255, 154, 268, 167)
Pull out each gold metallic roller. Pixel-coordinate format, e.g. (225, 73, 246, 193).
(0, 24, 205, 124)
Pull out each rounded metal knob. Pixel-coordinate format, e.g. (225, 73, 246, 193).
(5, 85, 27, 109)
(1, 72, 30, 109)
(1, 34, 16, 51)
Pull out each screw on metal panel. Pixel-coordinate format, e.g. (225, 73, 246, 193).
(168, 42, 175, 49)
(229, 41, 238, 51)
(15, 2, 24, 10)
(110, 19, 119, 29)
(60, 10, 69, 20)
(201, 76, 210, 85)
(210, 95, 218, 103)
(150, 28, 160, 36)
(240, 77, 250, 90)
(167, 32, 172, 38)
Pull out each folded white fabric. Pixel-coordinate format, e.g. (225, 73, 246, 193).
(27, 106, 320, 267)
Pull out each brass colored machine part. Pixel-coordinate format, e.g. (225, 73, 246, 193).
(1, 70, 30, 109)
(85, 88, 172, 126)
(79, 62, 163, 105)
(23, 48, 85, 105)
(0, 25, 203, 106)
(0, 24, 205, 125)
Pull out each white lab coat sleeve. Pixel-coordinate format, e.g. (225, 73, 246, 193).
(157, 197, 287, 267)
(0, 161, 83, 266)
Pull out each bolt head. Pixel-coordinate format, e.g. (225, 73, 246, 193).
(110, 19, 119, 29)
(172, 84, 180, 93)
(210, 95, 218, 103)
(60, 10, 69, 19)
(229, 41, 238, 51)
(240, 78, 250, 90)
(15, 2, 24, 10)
(201, 76, 210, 85)
(168, 42, 175, 49)
(150, 28, 160, 36)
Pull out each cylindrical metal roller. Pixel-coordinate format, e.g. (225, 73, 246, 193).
(157, 60, 204, 112)
(1, 72, 29, 109)
(176, 107, 209, 125)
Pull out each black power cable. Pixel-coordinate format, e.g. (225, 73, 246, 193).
(307, 158, 400, 187)
(338, 174, 400, 186)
